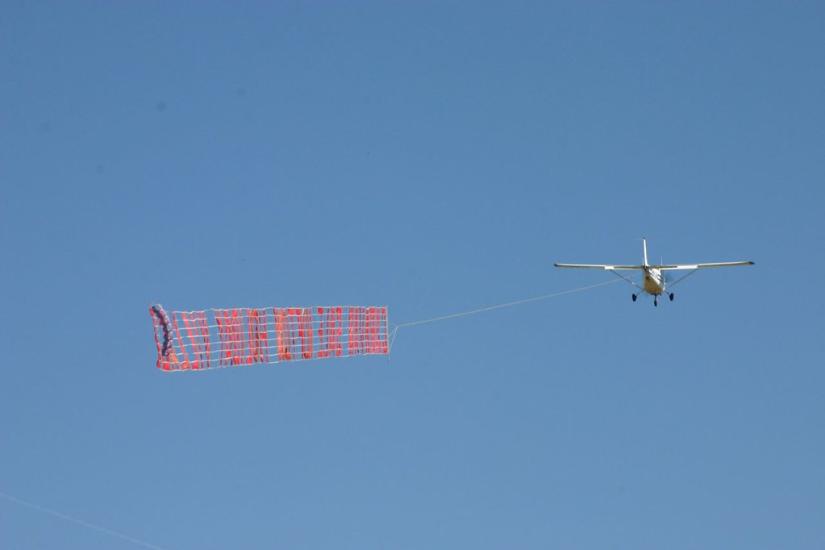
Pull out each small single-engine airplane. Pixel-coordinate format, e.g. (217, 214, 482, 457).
(555, 239, 754, 306)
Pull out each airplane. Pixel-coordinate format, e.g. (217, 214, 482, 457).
(554, 239, 754, 306)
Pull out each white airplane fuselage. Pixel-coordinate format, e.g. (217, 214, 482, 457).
(642, 267, 665, 295)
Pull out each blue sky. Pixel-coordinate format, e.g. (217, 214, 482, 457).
(1, 2, 824, 548)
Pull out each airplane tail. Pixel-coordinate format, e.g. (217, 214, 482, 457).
(642, 238, 649, 266)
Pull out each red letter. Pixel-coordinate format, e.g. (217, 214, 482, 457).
(348, 306, 365, 355)
(299, 308, 314, 360)
(246, 309, 269, 364)
(274, 308, 292, 361)
(182, 312, 210, 370)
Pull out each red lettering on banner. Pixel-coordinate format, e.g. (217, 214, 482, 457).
(297, 308, 313, 360)
(233, 310, 247, 365)
(217, 309, 246, 366)
(180, 313, 196, 369)
(246, 309, 268, 364)
(171, 313, 191, 370)
(182, 312, 211, 370)
(331, 306, 344, 356)
(380, 307, 389, 353)
(199, 312, 212, 369)
(274, 308, 292, 361)
(216, 311, 230, 366)
(377, 306, 388, 354)
(348, 306, 365, 355)
(365, 307, 376, 354)
(316, 307, 327, 358)
(365, 307, 388, 354)
(317, 306, 343, 358)
(161, 349, 180, 371)
(287, 307, 302, 359)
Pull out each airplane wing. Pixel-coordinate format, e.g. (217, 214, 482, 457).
(554, 263, 644, 271)
(656, 261, 754, 270)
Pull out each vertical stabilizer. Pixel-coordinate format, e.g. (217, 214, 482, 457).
(642, 238, 649, 266)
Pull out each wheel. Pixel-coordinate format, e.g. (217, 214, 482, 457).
(654, 297, 658, 307)
(632, 294, 637, 302)
(669, 293, 674, 301)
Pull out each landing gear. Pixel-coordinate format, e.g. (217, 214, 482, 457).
(669, 293, 674, 301)
(654, 296, 658, 307)
(632, 294, 637, 302)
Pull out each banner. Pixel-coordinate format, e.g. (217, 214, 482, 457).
(149, 305, 389, 372)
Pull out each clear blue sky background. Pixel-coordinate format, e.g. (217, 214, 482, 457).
(2, 2, 824, 549)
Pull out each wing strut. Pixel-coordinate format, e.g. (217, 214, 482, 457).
(608, 269, 643, 291)
(667, 268, 699, 289)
